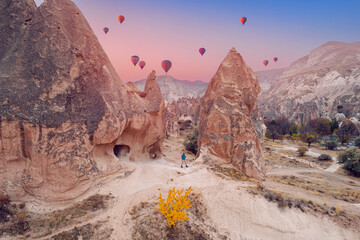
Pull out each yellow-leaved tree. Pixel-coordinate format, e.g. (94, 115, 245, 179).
(157, 187, 192, 227)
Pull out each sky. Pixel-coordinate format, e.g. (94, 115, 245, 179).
(34, 0, 360, 82)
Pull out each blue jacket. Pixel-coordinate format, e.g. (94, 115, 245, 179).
(181, 154, 186, 160)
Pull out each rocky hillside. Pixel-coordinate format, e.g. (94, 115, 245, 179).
(255, 68, 286, 92)
(0, 0, 165, 202)
(258, 41, 360, 124)
(133, 75, 208, 102)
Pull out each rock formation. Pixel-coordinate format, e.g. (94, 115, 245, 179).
(197, 48, 266, 180)
(251, 104, 267, 146)
(0, 0, 165, 202)
(164, 97, 201, 135)
(258, 41, 360, 124)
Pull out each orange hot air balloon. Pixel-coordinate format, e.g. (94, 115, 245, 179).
(263, 60, 269, 66)
(131, 56, 139, 66)
(199, 48, 206, 56)
(139, 61, 145, 70)
(161, 60, 172, 74)
(273, 57, 278, 62)
(240, 17, 247, 25)
(118, 15, 125, 23)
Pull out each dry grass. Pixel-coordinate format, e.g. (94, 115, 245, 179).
(208, 165, 261, 184)
(264, 141, 333, 170)
(129, 192, 228, 240)
(45, 220, 113, 240)
(263, 150, 312, 171)
(0, 194, 113, 239)
(249, 185, 360, 231)
(268, 175, 360, 203)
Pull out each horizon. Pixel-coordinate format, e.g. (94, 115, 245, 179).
(129, 66, 287, 83)
(34, 0, 360, 82)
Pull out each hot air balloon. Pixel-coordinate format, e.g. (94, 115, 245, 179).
(273, 57, 278, 62)
(161, 60, 172, 74)
(263, 60, 269, 66)
(103, 27, 109, 34)
(131, 56, 139, 66)
(118, 15, 125, 23)
(240, 17, 247, 25)
(139, 61, 146, 70)
(199, 48, 206, 56)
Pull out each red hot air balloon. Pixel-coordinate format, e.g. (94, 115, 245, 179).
(118, 15, 125, 23)
(103, 27, 109, 34)
(273, 57, 278, 62)
(263, 60, 269, 66)
(161, 60, 172, 74)
(139, 61, 145, 70)
(131, 56, 139, 66)
(199, 48, 206, 56)
(240, 17, 247, 25)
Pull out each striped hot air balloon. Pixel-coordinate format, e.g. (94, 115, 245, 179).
(118, 15, 125, 23)
(263, 60, 269, 66)
(161, 60, 172, 74)
(103, 27, 109, 34)
(273, 57, 278, 62)
(199, 48, 206, 56)
(131, 56, 139, 66)
(139, 61, 146, 70)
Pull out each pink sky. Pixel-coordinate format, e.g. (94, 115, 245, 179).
(34, 0, 360, 82)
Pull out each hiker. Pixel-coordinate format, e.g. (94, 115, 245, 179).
(181, 152, 188, 168)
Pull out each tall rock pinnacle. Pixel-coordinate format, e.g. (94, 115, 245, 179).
(198, 48, 266, 180)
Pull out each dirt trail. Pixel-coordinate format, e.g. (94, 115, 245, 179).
(274, 140, 341, 172)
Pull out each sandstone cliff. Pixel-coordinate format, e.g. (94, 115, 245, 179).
(197, 48, 266, 180)
(0, 0, 165, 202)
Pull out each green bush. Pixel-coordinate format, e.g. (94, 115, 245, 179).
(355, 137, 360, 148)
(183, 127, 198, 155)
(318, 154, 332, 160)
(297, 146, 308, 157)
(338, 148, 358, 163)
(324, 140, 338, 150)
(338, 148, 360, 177)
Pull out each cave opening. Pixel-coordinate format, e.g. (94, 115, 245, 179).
(113, 144, 130, 158)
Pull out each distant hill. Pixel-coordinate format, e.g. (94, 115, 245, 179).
(133, 75, 208, 102)
(255, 68, 286, 92)
(258, 41, 360, 123)
(133, 72, 281, 103)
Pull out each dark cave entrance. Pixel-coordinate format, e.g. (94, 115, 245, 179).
(113, 144, 130, 158)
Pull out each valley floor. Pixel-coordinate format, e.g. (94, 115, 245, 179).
(1, 136, 360, 240)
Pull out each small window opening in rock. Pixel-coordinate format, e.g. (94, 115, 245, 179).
(113, 145, 130, 158)
(337, 105, 344, 113)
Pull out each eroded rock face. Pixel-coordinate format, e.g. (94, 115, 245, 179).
(0, 0, 165, 202)
(251, 104, 267, 146)
(164, 97, 201, 136)
(115, 71, 166, 161)
(258, 41, 360, 123)
(197, 48, 266, 180)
